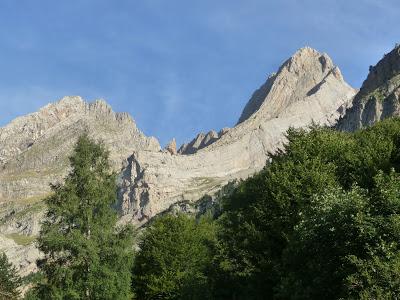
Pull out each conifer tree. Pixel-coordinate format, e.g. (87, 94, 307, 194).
(35, 135, 134, 300)
(0, 252, 21, 300)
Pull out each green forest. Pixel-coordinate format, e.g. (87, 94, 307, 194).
(3, 117, 400, 299)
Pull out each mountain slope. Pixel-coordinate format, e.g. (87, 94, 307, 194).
(0, 97, 160, 274)
(0, 96, 159, 205)
(337, 44, 400, 131)
(0, 47, 356, 276)
(119, 47, 356, 223)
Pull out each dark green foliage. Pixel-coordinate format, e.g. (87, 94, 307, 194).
(132, 214, 216, 300)
(213, 118, 400, 299)
(344, 171, 400, 299)
(35, 135, 134, 299)
(0, 252, 21, 300)
(22, 272, 44, 300)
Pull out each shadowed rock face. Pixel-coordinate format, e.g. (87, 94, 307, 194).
(119, 47, 356, 224)
(337, 44, 400, 131)
(0, 47, 357, 276)
(178, 129, 227, 155)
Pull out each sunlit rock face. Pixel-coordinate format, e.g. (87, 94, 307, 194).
(119, 47, 356, 224)
(0, 96, 160, 275)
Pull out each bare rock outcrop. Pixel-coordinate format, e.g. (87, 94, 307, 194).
(0, 96, 160, 275)
(164, 138, 177, 155)
(0, 235, 41, 278)
(337, 44, 400, 131)
(0, 96, 160, 203)
(178, 130, 221, 154)
(119, 47, 356, 223)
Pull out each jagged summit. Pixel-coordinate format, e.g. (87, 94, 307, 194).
(54, 95, 84, 105)
(0, 96, 160, 207)
(179, 47, 354, 155)
(119, 47, 355, 222)
(178, 130, 222, 155)
(237, 46, 349, 125)
(0, 96, 155, 166)
(337, 44, 400, 131)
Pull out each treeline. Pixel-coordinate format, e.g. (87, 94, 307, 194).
(3, 118, 400, 299)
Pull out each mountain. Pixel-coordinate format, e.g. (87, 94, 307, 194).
(337, 44, 400, 131)
(118, 47, 355, 223)
(0, 47, 355, 275)
(0, 97, 160, 219)
(0, 96, 160, 274)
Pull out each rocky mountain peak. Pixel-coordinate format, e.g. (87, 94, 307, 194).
(283, 46, 334, 74)
(337, 43, 400, 131)
(165, 138, 177, 155)
(0, 97, 150, 165)
(178, 130, 221, 154)
(179, 47, 354, 156)
(237, 47, 352, 125)
(359, 44, 400, 96)
(88, 99, 113, 114)
(55, 95, 85, 106)
(0, 96, 160, 211)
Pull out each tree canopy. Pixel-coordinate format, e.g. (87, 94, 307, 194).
(0, 252, 21, 300)
(132, 214, 216, 300)
(212, 118, 400, 299)
(35, 135, 134, 300)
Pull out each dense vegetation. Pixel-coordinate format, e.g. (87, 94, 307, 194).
(0, 252, 21, 300)
(29, 135, 134, 299)
(135, 118, 400, 299)
(132, 214, 216, 299)
(212, 119, 400, 299)
(4, 118, 400, 299)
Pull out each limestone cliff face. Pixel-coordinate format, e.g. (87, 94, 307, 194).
(0, 96, 160, 203)
(119, 47, 356, 223)
(0, 47, 357, 276)
(0, 96, 160, 275)
(337, 45, 400, 131)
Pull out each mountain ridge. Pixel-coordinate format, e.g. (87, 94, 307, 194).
(0, 46, 365, 276)
(118, 46, 355, 223)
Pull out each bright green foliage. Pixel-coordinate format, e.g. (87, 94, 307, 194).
(279, 172, 400, 299)
(213, 118, 400, 299)
(278, 187, 372, 299)
(35, 135, 134, 300)
(344, 171, 400, 299)
(0, 252, 21, 300)
(132, 214, 216, 300)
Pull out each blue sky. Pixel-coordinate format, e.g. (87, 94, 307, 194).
(0, 0, 399, 146)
